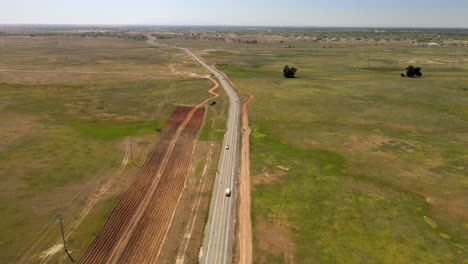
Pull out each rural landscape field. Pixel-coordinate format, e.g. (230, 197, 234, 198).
(1, 2, 468, 264)
(0, 30, 227, 263)
(156, 29, 468, 263)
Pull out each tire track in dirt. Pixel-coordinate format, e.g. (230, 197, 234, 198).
(78, 106, 205, 264)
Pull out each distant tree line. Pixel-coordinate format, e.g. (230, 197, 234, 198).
(181, 35, 263, 44)
(78, 32, 148, 41)
(3, 31, 148, 41)
(151, 34, 177, 40)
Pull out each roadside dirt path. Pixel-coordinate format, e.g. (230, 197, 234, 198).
(237, 87, 254, 264)
(197, 78, 220, 106)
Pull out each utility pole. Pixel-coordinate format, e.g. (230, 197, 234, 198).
(129, 137, 133, 164)
(154, 113, 158, 131)
(57, 212, 74, 262)
(57, 212, 68, 253)
(129, 137, 139, 167)
(169, 81, 174, 104)
(367, 46, 370, 69)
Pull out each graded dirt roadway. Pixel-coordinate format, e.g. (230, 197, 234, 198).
(237, 86, 254, 264)
(78, 106, 205, 264)
(182, 49, 241, 264)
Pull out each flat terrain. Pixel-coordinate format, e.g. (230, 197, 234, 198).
(2, 28, 467, 264)
(157, 35, 468, 263)
(210, 44, 468, 263)
(0, 35, 215, 263)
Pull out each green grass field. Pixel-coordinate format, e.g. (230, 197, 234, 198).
(193, 41, 468, 263)
(0, 36, 217, 263)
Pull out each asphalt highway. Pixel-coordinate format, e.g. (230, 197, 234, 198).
(183, 48, 241, 264)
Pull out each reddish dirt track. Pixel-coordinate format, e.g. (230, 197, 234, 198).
(238, 89, 254, 264)
(78, 106, 205, 264)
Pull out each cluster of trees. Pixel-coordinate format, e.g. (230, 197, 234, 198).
(181, 34, 262, 44)
(402, 65, 423, 78)
(283, 65, 298, 78)
(150, 34, 177, 40)
(237, 39, 259, 44)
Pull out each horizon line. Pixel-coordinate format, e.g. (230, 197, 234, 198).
(1, 23, 468, 30)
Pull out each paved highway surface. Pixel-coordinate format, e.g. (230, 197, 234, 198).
(183, 48, 240, 264)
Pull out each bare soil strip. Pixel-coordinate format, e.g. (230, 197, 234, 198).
(238, 90, 254, 264)
(78, 106, 205, 264)
(197, 78, 220, 107)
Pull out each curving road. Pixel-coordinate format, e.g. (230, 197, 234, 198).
(182, 48, 240, 264)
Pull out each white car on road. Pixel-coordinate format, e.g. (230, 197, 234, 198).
(225, 188, 231, 197)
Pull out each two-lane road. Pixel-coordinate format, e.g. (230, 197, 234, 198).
(183, 48, 240, 264)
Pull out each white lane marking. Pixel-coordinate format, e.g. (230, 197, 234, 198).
(187, 49, 240, 263)
(223, 101, 240, 264)
(205, 140, 228, 263)
(205, 80, 234, 263)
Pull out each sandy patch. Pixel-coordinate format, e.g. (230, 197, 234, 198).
(253, 169, 288, 186)
(255, 217, 295, 264)
(275, 165, 290, 171)
(39, 244, 63, 259)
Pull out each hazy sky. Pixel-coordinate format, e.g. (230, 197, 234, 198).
(1, 0, 467, 27)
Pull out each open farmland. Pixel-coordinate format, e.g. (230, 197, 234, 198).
(155, 34, 468, 263)
(0, 35, 219, 263)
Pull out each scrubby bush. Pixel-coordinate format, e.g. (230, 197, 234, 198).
(283, 65, 298, 78)
(405, 65, 422, 78)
